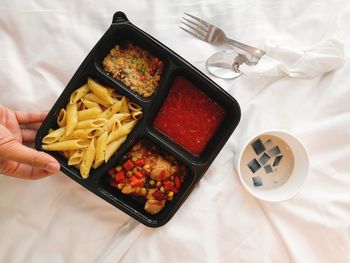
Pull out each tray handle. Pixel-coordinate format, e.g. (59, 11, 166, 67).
(112, 11, 129, 24)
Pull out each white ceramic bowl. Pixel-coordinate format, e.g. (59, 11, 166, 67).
(234, 130, 309, 202)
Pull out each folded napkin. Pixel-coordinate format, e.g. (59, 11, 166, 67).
(240, 38, 345, 78)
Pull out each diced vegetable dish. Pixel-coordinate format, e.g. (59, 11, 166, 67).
(108, 139, 187, 214)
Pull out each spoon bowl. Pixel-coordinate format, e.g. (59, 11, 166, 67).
(206, 50, 244, 79)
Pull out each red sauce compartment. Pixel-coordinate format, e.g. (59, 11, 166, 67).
(154, 76, 226, 156)
(149, 70, 239, 164)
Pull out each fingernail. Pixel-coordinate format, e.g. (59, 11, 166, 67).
(45, 162, 60, 172)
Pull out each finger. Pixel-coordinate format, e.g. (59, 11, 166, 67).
(15, 111, 47, 125)
(0, 160, 56, 179)
(21, 129, 38, 143)
(1, 109, 23, 142)
(0, 139, 60, 171)
(22, 123, 42, 130)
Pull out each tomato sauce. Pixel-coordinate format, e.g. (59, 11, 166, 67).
(154, 76, 225, 155)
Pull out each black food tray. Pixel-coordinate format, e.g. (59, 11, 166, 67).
(35, 11, 241, 227)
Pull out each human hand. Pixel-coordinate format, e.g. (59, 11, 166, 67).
(0, 105, 60, 179)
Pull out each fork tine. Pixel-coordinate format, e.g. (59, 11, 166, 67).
(184, 13, 210, 27)
(180, 21, 206, 38)
(179, 26, 205, 41)
(182, 17, 208, 32)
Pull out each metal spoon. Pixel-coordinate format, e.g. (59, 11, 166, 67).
(206, 50, 258, 79)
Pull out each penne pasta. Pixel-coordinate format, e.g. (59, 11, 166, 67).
(66, 102, 78, 136)
(80, 138, 96, 179)
(115, 113, 131, 122)
(105, 136, 127, 163)
(112, 98, 121, 105)
(77, 107, 102, 121)
(128, 101, 142, 112)
(131, 111, 143, 120)
(81, 99, 101, 110)
(95, 113, 130, 136)
(100, 119, 121, 140)
(76, 118, 107, 129)
(57, 108, 67, 127)
(77, 101, 84, 111)
(83, 93, 112, 108)
(42, 127, 66, 144)
(112, 91, 123, 100)
(68, 149, 85, 166)
(59, 128, 101, 141)
(99, 100, 122, 119)
(119, 96, 130, 114)
(110, 120, 122, 135)
(107, 87, 116, 96)
(107, 120, 136, 144)
(94, 131, 108, 168)
(70, 84, 90, 104)
(87, 78, 113, 105)
(42, 77, 143, 179)
(42, 139, 90, 151)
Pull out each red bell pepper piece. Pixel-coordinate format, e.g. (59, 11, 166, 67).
(130, 176, 144, 187)
(115, 171, 126, 183)
(135, 158, 145, 166)
(174, 176, 181, 189)
(163, 180, 173, 191)
(123, 159, 134, 171)
(134, 171, 144, 179)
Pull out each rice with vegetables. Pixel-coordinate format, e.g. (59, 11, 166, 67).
(102, 43, 164, 97)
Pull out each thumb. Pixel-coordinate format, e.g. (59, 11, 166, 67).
(0, 138, 60, 172)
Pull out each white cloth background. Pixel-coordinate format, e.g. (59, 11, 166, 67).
(1, 1, 350, 262)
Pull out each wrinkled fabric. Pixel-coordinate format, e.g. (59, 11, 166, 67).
(1, 0, 350, 262)
(241, 38, 345, 78)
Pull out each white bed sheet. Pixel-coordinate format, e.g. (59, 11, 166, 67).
(1, 0, 350, 262)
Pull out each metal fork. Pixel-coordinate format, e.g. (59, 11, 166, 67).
(180, 13, 265, 64)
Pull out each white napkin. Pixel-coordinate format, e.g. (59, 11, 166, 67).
(240, 38, 345, 78)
